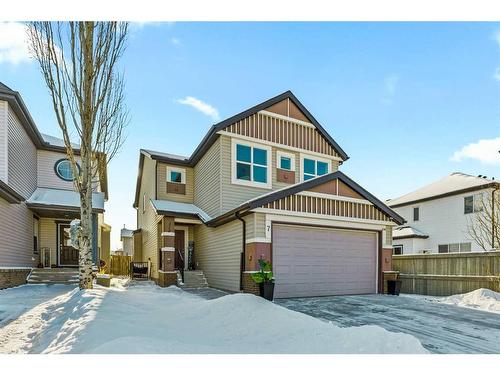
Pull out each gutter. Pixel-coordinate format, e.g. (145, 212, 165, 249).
(235, 211, 246, 291)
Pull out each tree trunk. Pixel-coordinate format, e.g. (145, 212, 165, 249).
(78, 156, 94, 289)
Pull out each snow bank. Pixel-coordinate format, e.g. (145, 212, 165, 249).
(440, 288, 500, 314)
(0, 280, 428, 354)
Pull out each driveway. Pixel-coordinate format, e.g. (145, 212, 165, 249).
(275, 294, 500, 354)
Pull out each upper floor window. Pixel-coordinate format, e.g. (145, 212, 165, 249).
(167, 166, 186, 184)
(232, 140, 271, 188)
(54, 159, 79, 181)
(301, 156, 330, 181)
(276, 151, 295, 171)
(413, 207, 419, 221)
(464, 194, 482, 214)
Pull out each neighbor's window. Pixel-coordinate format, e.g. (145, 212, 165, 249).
(460, 242, 472, 252)
(393, 245, 403, 255)
(303, 157, 329, 181)
(413, 207, 419, 221)
(276, 151, 295, 171)
(438, 244, 449, 253)
(166, 166, 186, 184)
(438, 242, 472, 253)
(464, 194, 483, 214)
(235, 143, 269, 184)
(55, 159, 79, 181)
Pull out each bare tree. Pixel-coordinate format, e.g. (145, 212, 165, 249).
(466, 188, 500, 251)
(27, 22, 128, 289)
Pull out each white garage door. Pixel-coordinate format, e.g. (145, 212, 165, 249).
(273, 224, 378, 298)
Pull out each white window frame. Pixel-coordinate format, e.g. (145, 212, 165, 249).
(166, 166, 186, 184)
(393, 245, 403, 255)
(464, 193, 483, 214)
(276, 150, 295, 171)
(299, 153, 331, 182)
(231, 138, 272, 189)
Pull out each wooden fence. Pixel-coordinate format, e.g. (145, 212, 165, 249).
(109, 255, 132, 276)
(392, 251, 500, 296)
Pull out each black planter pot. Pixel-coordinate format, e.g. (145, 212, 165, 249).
(259, 280, 275, 301)
(387, 279, 402, 296)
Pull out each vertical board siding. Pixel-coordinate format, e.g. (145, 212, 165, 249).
(0, 198, 35, 267)
(225, 112, 341, 158)
(194, 137, 222, 217)
(393, 252, 500, 295)
(157, 162, 194, 203)
(37, 150, 79, 191)
(7, 106, 37, 198)
(194, 220, 242, 292)
(262, 194, 392, 222)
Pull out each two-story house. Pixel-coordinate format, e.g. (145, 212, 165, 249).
(388, 172, 500, 254)
(133, 91, 404, 298)
(0, 82, 111, 289)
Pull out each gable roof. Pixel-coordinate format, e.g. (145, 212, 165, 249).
(387, 172, 500, 208)
(206, 171, 405, 226)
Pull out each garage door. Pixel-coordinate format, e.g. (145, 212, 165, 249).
(273, 224, 378, 298)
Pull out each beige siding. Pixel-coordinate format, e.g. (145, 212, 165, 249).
(137, 156, 160, 278)
(157, 162, 194, 203)
(194, 220, 242, 292)
(37, 150, 80, 191)
(39, 218, 57, 266)
(7, 105, 37, 198)
(194, 137, 222, 217)
(385, 225, 393, 247)
(254, 212, 266, 238)
(0, 101, 7, 182)
(0, 198, 35, 267)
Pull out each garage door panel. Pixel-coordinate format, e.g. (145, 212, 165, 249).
(273, 224, 377, 298)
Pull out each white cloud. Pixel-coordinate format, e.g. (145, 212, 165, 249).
(0, 22, 31, 65)
(171, 37, 181, 45)
(381, 74, 399, 105)
(176, 96, 220, 121)
(451, 137, 500, 165)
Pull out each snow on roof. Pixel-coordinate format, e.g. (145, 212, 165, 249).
(393, 225, 429, 239)
(41, 133, 80, 149)
(121, 228, 134, 238)
(387, 172, 498, 207)
(150, 199, 211, 222)
(27, 187, 105, 211)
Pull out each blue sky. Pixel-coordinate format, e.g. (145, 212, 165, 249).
(1, 22, 500, 250)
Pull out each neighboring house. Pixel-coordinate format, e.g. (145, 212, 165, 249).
(120, 227, 134, 257)
(388, 172, 500, 255)
(133, 91, 404, 298)
(0, 82, 111, 289)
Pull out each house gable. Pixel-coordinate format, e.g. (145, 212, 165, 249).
(265, 98, 310, 123)
(307, 179, 364, 199)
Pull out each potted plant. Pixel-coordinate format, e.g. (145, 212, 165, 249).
(250, 258, 275, 301)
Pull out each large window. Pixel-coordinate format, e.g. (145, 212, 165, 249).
(232, 140, 271, 188)
(464, 194, 483, 214)
(301, 156, 330, 181)
(54, 159, 79, 181)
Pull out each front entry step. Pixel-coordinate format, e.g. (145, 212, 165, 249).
(27, 268, 79, 285)
(180, 270, 208, 289)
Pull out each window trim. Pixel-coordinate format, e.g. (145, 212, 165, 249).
(166, 166, 186, 184)
(464, 194, 483, 214)
(231, 139, 272, 189)
(54, 158, 80, 182)
(393, 245, 403, 255)
(299, 153, 331, 182)
(276, 150, 295, 172)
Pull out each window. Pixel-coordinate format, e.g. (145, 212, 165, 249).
(438, 242, 472, 253)
(276, 151, 295, 171)
(232, 140, 271, 188)
(413, 207, 419, 221)
(166, 166, 186, 184)
(301, 156, 330, 181)
(464, 194, 483, 214)
(142, 194, 146, 214)
(393, 245, 403, 255)
(54, 159, 79, 181)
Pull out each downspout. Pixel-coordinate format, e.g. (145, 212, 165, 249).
(492, 186, 499, 250)
(235, 212, 246, 291)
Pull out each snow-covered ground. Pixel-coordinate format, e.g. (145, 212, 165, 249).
(0, 279, 427, 354)
(404, 288, 500, 314)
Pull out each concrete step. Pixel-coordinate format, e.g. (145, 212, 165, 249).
(180, 270, 209, 289)
(28, 268, 79, 285)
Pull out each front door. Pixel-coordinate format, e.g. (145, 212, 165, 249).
(174, 229, 185, 270)
(59, 224, 79, 266)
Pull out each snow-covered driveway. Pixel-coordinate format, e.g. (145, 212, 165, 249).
(276, 293, 500, 354)
(0, 279, 427, 354)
